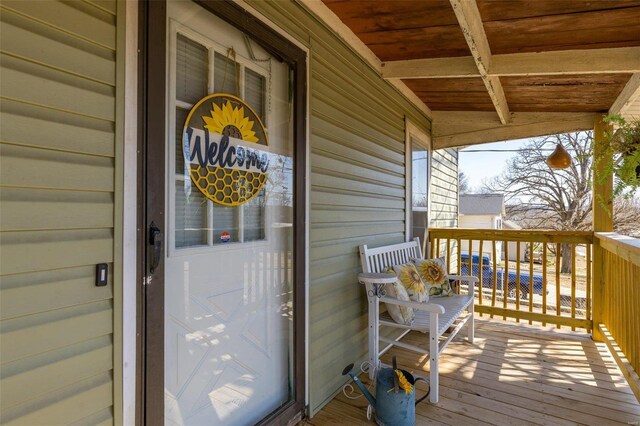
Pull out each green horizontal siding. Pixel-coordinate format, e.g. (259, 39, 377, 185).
(431, 148, 459, 229)
(0, 1, 117, 424)
(247, 0, 435, 416)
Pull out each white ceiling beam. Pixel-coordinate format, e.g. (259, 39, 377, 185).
(610, 73, 640, 115)
(298, 0, 432, 119)
(492, 47, 640, 78)
(382, 46, 640, 79)
(450, 0, 510, 124)
(432, 111, 597, 149)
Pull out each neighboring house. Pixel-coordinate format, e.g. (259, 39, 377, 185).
(458, 194, 527, 262)
(459, 193, 504, 230)
(459, 194, 504, 260)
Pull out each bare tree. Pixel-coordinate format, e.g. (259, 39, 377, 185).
(459, 171, 471, 194)
(485, 131, 640, 272)
(613, 197, 640, 237)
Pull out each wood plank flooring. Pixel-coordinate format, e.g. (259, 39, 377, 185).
(304, 318, 640, 426)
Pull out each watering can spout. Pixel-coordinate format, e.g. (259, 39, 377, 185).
(342, 363, 376, 408)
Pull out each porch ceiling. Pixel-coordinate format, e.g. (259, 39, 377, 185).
(315, 0, 640, 148)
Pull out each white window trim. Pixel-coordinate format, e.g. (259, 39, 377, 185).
(167, 19, 272, 257)
(121, 2, 138, 425)
(405, 118, 432, 243)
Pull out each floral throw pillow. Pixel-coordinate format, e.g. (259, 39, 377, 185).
(413, 257, 453, 297)
(389, 263, 428, 303)
(383, 280, 415, 325)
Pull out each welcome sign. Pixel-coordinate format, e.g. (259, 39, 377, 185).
(182, 94, 269, 206)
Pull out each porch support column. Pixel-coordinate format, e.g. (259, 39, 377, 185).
(592, 114, 613, 341)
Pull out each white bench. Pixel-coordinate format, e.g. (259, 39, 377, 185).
(358, 238, 477, 403)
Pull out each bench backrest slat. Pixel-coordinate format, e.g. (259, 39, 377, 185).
(360, 238, 423, 273)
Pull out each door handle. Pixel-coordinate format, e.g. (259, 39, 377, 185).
(149, 221, 163, 274)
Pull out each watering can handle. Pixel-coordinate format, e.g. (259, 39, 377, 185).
(413, 377, 430, 405)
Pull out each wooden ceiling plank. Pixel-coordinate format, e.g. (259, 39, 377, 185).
(450, 0, 510, 124)
(483, 7, 640, 56)
(432, 111, 598, 149)
(299, 0, 432, 118)
(502, 73, 631, 112)
(476, 0, 639, 22)
(361, 26, 471, 62)
(403, 76, 488, 92)
(322, 0, 459, 33)
(382, 47, 640, 79)
(609, 73, 640, 114)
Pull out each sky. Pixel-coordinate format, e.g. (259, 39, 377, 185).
(458, 138, 532, 192)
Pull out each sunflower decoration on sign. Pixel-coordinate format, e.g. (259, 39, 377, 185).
(182, 94, 269, 206)
(203, 101, 259, 143)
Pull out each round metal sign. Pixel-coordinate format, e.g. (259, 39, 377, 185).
(182, 94, 269, 206)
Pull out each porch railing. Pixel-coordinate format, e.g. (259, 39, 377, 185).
(594, 232, 640, 400)
(425, 228, 593, 331)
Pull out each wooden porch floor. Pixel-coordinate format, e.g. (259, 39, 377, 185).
(305, 318, 640, 426)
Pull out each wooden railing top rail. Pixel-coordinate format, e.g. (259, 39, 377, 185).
(595, 232, 640, 268)
(428, 228, 594, 244)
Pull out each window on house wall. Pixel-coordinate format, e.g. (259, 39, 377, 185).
(408, 134, 430, 242)
(174, 33, 268, 248)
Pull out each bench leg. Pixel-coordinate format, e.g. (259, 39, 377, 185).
(368, 293, 379, 381)
(468, 302, 475, 344)
(429, 313, 439, 403)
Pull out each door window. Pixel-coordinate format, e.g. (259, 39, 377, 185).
(173, 34, 270, 248)
(410, 136, 430, 240)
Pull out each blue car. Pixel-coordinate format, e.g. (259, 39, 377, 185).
(460, 254, 544, 299)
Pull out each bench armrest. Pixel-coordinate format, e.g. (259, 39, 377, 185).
(447, 274, 477, 296)
(378, 296, 445, 315)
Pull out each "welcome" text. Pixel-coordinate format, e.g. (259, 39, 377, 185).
(184, 127, 269, 173)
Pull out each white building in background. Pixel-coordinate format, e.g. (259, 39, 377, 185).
(459, 194, 527, 262)
(502, 219, 529, 262)
(459, 194, 504, 229)
(459, 194, 504, 261)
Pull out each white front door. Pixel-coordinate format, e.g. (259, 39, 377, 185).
(163, 2, 295, 424)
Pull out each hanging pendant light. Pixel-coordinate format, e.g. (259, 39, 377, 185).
(546, 143, 572, 169)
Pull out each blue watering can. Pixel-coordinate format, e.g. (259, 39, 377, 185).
(342, 357, 429, 426)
